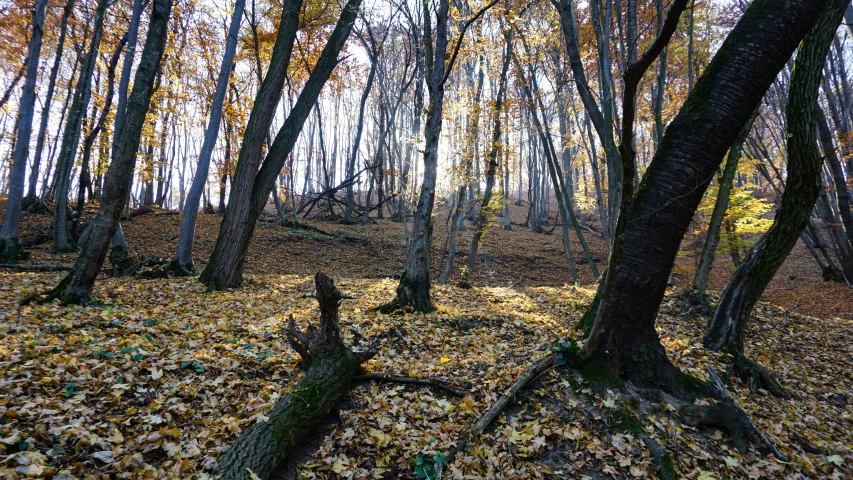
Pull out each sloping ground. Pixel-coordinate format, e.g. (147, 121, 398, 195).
(5, 194, 851, 320)
(0, 274, 850, 478)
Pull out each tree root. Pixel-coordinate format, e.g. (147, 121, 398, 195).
(680, 366, 789, 461)
(609, 408, 676, 480)
(730, 355, 791, 398)
(353, 373, 473, 397)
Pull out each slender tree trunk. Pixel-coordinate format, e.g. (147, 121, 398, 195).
(461, 35, 511, 287)
(343, 48, 377, 224)
(690, 111, 758, 306)
(0, 0, 48, 263)
(818, 114, 853, 260)
(27, 0, 76, 200)
(171, 0, 244, 274)
(52, 0, 111, 253)
(441, 58, 484, 284)
(45, 0, 174, 305)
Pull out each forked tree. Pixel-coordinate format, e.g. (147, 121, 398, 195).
(199, 0, 363, 290)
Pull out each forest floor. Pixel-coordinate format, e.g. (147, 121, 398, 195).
(0, 196, 851, 479)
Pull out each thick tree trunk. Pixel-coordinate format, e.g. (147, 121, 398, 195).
(215, 273, 373, 480)
(43, 0, 174, 305)
(580, 0, 827, 397)
(52, 0, 111, 253)
(200, 0, 361, 290)
(0, 0, 48, 263)
(172, 0, 245, 275)
(689, 111, 758, 307)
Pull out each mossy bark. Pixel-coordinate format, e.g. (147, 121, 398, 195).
(216, 273, 373, 480)
(704, 0, 847, 397)
(578, 0, 825, 397)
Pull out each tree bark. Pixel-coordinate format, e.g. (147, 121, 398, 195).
(27, 0, 76, 200)
(43, 0, 174, 305)
(689, 111, 758, 307)
(0, 0, 48, 263)
(52, 0, 111, 253)
(215, 273, 373, 480)
(705, 0, 848, 361)
(200, 0, 361, 290)
(172, 0, 245, 275)
(461, 36, 511, 288)
(580, 0, 828, 397)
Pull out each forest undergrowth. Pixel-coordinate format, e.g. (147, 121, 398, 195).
(0, 202, 851, 479)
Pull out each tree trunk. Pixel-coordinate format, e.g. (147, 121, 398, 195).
(27, 0, 76, 200)
(52, 0, 111, 253)
(705, 0, 847, 366)
(689, 111, 758, 307)
(200, 0, 361, 290)
(0, 0, 48, 263)
(173, 0, 244, 274)
(343, 45, 377, 224)
(43, 0, 174, 305)
(461, 36, 511, 288)
(579, 0, 827, 397)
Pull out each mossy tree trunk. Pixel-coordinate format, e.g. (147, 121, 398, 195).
(216, 273, 374, 480)
(43, 0, 174, 305)
(200, 0, 359, 291)
(580, 0, 827, 397)
(704, 0, 848, 396)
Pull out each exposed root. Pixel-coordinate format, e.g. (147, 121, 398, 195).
(680, 366, 789, 461)
(353, 373, 473, 397)
(730, 355, 791, 398)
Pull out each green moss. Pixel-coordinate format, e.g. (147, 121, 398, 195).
(580, 361, 623, 390)
(678, 372, 710, 398)
(610, 408, 644, 436)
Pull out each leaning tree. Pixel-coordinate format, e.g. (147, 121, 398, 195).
(38, 0, 175, 305)
(199, 0, 362, 290)
(703, 0, 850, 397)
(572, 0, 830, 397)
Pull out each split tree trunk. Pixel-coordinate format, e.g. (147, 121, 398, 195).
(216, 273, 374, 480)
(200, 0, 362, 290)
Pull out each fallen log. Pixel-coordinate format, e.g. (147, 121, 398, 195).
(215, 273, 376, 480)
(0, 264, 73, 272)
